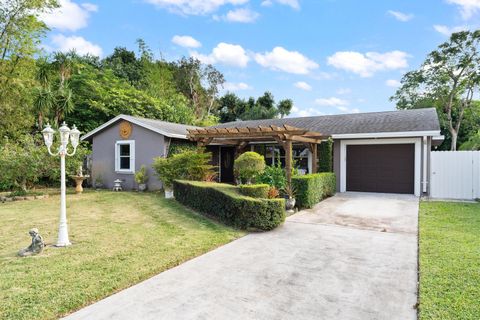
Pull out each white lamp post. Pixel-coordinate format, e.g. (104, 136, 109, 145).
(42, 122, 81, 247)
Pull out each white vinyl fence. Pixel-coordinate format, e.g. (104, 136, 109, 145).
(430, 151, 480, 200)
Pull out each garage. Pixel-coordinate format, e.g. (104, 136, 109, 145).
(346, 144, 415, 194)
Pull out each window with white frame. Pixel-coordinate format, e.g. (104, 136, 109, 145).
(115, 140, 135, 173)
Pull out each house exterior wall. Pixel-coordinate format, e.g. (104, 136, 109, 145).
(91, 122, 166, 190)
(333, 139, 341, 192)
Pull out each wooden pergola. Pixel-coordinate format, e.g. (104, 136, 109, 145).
(187, 125, 330, 186)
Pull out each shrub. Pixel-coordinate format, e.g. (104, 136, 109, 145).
(174, 180, 285, 231)
(153, 150, 214, 189)
(318, 138, 333, 172)
(267, 186, 280, 199)
(234, 151, 265, 184)
(292, 173, 336, 209)
(134, 165, 149, 184)
(257, 163, 287, 190)
(239, 184, 269, 198)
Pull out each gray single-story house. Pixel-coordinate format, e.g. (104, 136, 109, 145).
(81, 108, 442, 196)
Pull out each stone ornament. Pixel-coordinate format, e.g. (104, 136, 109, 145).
(18, 228, 45, 257)
(119, 121, 132, 139)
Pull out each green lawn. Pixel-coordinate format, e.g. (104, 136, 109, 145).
(419, 201, 480, 320)
(0, 191, 244, 320)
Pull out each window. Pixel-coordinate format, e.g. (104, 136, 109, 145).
(115, 140, 135, 173)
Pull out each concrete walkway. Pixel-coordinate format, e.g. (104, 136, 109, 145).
(64, 192, 419, 320)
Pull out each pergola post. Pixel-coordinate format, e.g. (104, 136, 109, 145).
(285, 140, 292, 187)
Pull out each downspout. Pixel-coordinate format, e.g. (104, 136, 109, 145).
(422, 136, 428, 194)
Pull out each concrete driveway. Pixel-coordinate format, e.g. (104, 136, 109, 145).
(64, 192, 419, 320)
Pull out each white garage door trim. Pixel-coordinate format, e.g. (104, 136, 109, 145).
(340, 138, 421, 196)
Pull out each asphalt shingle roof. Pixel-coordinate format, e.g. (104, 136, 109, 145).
(212, 108, 440, 135)
(124, 115, 201, 137)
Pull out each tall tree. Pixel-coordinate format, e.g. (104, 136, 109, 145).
(391, 30, 480, 150)
(277, 99, 293, 118)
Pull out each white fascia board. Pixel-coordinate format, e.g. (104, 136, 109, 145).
(81, 114, 188, 141)
(331, 130, 440, 139)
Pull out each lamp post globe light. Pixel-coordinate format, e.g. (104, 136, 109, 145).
(42, 122, 81, 247)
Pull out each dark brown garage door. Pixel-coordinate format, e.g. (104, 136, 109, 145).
(346, 144, 414, 194)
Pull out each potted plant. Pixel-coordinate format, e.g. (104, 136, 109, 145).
(134, 165, 149, 191)
(283, 184, 296, 213)
(152, 157, 176, 199)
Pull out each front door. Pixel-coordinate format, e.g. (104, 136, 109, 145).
(220, 147, 235, 183)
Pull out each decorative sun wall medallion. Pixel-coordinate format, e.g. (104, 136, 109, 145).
(119, 121, 132, 139)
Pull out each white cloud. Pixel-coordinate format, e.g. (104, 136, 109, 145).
(39, 0, 97, 32)
(262, 0, 299, 9)
(223, 82, 252, 91)
(314, 97, 349, 107)
(145, 0, 248, 15)
(51, 34, 103, 56)
(387, 10, 414, 22)
(191, 42, 249, 67)
(433, 24, 468, 36)
(337, 106, 360, 113)
(294, 81, 312, 91)
(223, 8, 259, 23)
(336, 88, 351, 95)
(288, 106, 325, 118)
(386, 79, 401, 87)
(172, 35, 202, 48)
(327, 50, 409, 77)
(254, 47, 319, 74)
(446, 0, 480, 20)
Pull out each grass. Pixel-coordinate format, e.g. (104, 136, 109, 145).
(0, 190, 244, 320)
(419, 201, 480, 319)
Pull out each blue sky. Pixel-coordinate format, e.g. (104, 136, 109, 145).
(39, 0, 479, 117)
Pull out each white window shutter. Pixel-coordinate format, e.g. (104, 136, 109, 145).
(130, 141, 135, 172)
(114, 142, 119, 171)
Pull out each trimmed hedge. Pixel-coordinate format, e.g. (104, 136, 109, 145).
(173, 180, 285, 231)
(239, 184, 269, 198)
(292, 173, 336, 209)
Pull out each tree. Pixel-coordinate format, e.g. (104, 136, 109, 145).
(0, 0, 58, 141)
(277, 99, 293, 118)
(242, 91, 279, 120)
(391, 31, 480, 150)
(217, 92, 246, 123)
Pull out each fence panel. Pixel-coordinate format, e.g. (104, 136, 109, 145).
(430, 151, 480, 200)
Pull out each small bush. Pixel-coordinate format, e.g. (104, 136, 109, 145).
(153, 150, 214, 189)
(134, 165, 149, 184)
(239, 184, 269, 198)
(267, 187, 280, 199)
(257, 163, 287, 190)
(234, 151, 265, 184)
(292, 173, 336, 209)
(174, 180, 285, 230)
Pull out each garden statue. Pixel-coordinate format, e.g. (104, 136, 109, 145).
(18, 228, 45, 257)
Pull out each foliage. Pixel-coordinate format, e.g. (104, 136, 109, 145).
(277, 99, 293, 118)
(0, 135, 89, 191)
(239, 184, 270, 198)
(174, 180, 285, 230)
(291, 173, 336, 209)
(257, 162, 287, 190)
(234, 151, 266, 184)
(318, 138, 333, 172)
(0, 0, 58, 143)
(0, 191, 242, 320)
(134, 165, 149, 184)
(216, 91, 294, 122)
(391, 31, 480, 150)
(267, 186, 280, 199)
(459, 130, 480, 150)
(167, 141, 198, 157)
(419, 201, 480, 319)
(153, 150, 214, 189)
(282, 183, 297, 199)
